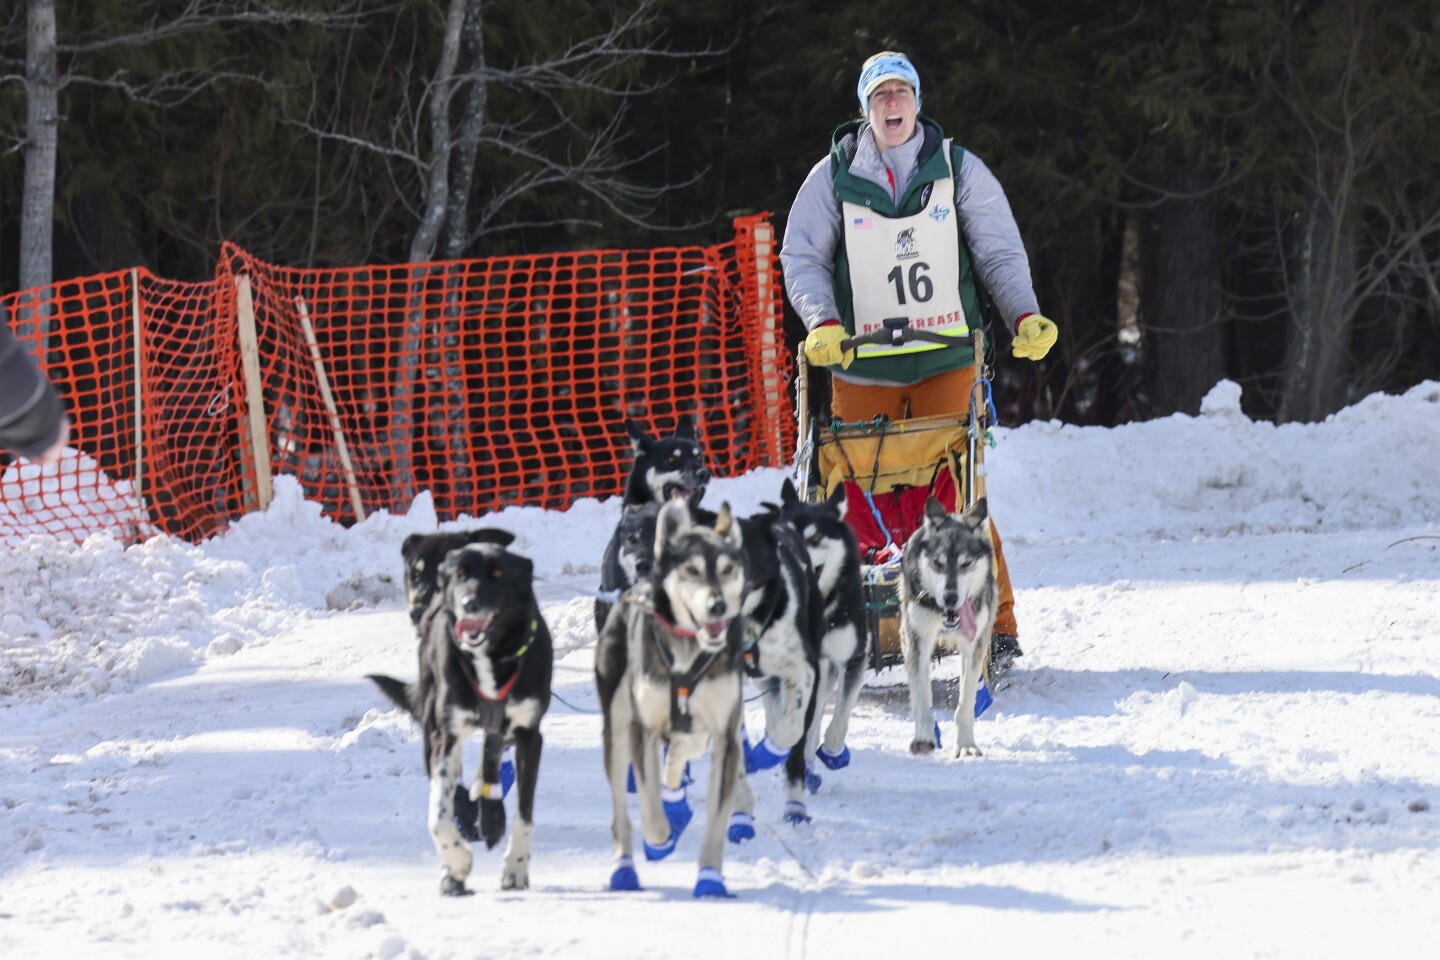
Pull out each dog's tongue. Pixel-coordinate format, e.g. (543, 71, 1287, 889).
(456, 618, 489, 643)
(952, 601, 978, 641)
(703, 619, 728, 639)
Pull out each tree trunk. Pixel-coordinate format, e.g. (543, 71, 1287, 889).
(17, 0, 58, 343)
(1145, 162, 1226, 416)
(442, 0, 486, 261)
(407, 0, 467, 264)
(1279, 171, 1357, 422)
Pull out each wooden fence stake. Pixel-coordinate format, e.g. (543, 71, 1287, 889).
(296, 296, 367, 522)
(235, 275, 273, 513)
(129, 269, 146, 522)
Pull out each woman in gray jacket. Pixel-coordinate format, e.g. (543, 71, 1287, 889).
(1, 305, 69, 465)
(780, 51, 1057, 672)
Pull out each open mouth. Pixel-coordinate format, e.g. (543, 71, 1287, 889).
(663, 483, 695, 501)
(940, 600, 979, 640)
(695, 618, 731, 651)
(885, 115, 904, 131)
(455, 613, 495, 647)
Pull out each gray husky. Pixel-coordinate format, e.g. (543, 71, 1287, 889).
(899, 496, 998, 758)
(595, 499, 748, 898)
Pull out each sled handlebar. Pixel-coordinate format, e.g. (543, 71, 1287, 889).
(840, 317, 965, 351)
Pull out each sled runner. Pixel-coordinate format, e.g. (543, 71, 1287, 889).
(793, 319, 996, 677)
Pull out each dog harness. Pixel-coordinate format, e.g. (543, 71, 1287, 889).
(647, 613, 725, 734)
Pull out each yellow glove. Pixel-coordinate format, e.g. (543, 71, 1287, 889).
(804, 324, 855, 369)
(1011, 314, 1058, 360)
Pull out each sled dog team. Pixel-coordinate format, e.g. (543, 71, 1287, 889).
(370, 416, 999, 898)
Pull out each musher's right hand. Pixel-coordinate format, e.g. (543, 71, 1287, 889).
(804, 322, 855, 369)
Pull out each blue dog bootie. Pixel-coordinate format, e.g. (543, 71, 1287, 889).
(974, 673, 994, 718)
(662, 785, 693, 839)
(744, 735, 788, 773)
(934, 721, 943, 750)
(727, 811, 755, 844)
(816, 743, 851, 770)
(499, 746, 516, 798)
(783, 800, 812, 825)
(803, 763, 822, 795)
(609, 855, 641, 892)
(693, 867, 735, 899)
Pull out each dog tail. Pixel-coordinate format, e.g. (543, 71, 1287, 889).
(366, 674, 419, 719)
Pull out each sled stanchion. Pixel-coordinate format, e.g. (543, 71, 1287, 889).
(969, 327, 988, 505)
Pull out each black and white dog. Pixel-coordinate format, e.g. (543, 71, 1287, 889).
(622, 414, 711, 509)
(401, 527, 516, 626)
(401, 527, 520, 831)
(899, 497, 998, 758)
(594, 502, 661, 635)
(596, 499, 747, 898)
(779, 479, 867, 772)
(370, 541, 553, 894)
(732, 503, 824, 827)
(595, 415, 711, 633)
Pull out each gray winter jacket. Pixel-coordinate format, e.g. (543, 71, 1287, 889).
(781, 118, 1039, 345)
(0, 307, 65, 459)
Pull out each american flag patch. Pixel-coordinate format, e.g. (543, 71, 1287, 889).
(852, 216, 873, 230)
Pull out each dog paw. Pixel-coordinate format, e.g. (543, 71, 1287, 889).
(693, 868, 735, 899)
(609, 858, 642, 891)
(909, 738, 937, 755)
(727, 811, 755, 844)
(479, 798, 506, 850)
(954, 744, 983, 758)
(500, 868, 529, 891)
(440, 874, 472, 897)
(816, 744, 850, 770)
(783, 800, 812, 825)
(803, 764, 822, 795)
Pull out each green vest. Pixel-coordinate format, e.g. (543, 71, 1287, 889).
(829, 119, 983, 383)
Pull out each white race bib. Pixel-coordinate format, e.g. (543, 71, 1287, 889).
(842, 148, 968, 358)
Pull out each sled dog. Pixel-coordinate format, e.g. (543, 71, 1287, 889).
(401, 527, 516, 625)
(779, 479, 867, 772)
(594, 501, 661, 634)
(622, 414, 711, 508)
(899, 496, 998, 758)
(595, 499, 747, 898)
(732, 501, 824, 822)
(369, 541, 553, 894)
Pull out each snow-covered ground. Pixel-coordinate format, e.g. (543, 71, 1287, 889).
(2, 380, 1438, 959)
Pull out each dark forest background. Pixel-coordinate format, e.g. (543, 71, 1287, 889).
(2, 0, 1437, 426)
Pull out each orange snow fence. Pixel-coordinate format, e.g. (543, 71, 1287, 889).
(1, 215, 792, 544)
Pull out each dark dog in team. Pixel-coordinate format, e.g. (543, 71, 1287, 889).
(370, 540, 553, 894)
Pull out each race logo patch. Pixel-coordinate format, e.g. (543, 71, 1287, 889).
(895, 228, 919, 260)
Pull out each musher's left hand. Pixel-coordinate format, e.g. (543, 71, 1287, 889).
(1011, 314, 1058, 361)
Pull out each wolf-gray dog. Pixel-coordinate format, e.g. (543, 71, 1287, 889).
(370, 541, 553, 895)
(779, 479, 867, 772)
(595, 499, 747, 898)
(899, 496, 998, 758)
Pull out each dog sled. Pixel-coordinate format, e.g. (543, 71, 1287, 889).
(793, 318, 996, 675)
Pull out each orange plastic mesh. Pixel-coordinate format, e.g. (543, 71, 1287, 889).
(1, 215, 792, 544)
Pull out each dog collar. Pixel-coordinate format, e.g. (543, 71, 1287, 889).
(453, 618, 538, 702)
